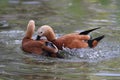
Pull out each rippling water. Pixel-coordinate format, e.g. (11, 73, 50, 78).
(0, 0, 120, 80)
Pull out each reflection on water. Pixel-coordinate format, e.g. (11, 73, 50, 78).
(9, 0, 40, 5)
(0, 0, 120, 80)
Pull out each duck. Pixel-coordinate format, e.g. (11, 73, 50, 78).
(21, 20, 61, 58)
(36, 25, 104, 50)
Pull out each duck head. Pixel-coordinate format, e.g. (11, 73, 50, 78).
(37, 25, 56, 41)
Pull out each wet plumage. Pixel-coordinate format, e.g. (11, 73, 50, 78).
(37, 25, 104, 50)
(21, 20, 59, 57)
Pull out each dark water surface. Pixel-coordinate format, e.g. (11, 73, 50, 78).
(0, 0, 120, 80)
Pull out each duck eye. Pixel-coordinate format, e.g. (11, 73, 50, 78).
(39, 32, 42, 34)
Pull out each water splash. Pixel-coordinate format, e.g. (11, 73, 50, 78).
(62, 40, 120, 62)
(0, 30, 119, 63)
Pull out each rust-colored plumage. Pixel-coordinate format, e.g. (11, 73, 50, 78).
(37, 25, 104, 50)
(21, 20, 58, 57)
(51, 33, 90, 50)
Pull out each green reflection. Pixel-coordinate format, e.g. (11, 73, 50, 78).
(0, 0, 8, 7)
(68, 0, 86, 17)
(98, 0, 111, 5)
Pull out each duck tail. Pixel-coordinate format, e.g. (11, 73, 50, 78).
(25, 20, 35, 39)
(88, 35, 105, 48)
(79, 27, 101, 35)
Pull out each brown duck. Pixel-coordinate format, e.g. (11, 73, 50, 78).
(21, 20, 60, 57)
(36, 25, 104, 50)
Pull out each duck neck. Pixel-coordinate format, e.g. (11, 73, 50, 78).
(46, 29, 56, 42)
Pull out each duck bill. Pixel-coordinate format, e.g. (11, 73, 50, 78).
(36, 35, 41, 40)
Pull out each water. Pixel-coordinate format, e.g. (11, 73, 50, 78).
(0, 0, 120, 80)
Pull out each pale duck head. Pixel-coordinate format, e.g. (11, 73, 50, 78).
(36, 25, 56, 41)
